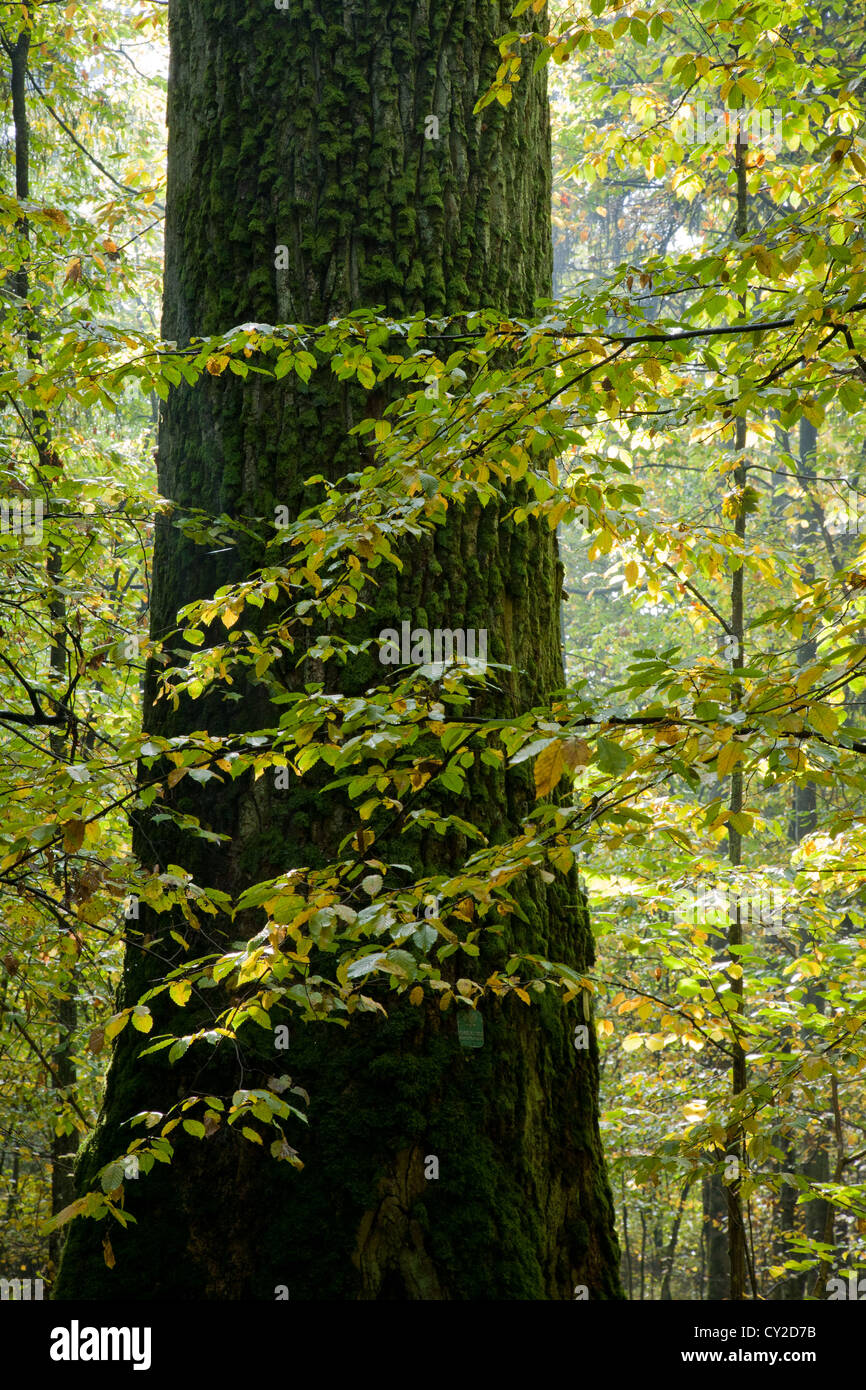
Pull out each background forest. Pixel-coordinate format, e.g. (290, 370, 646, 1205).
(1, 0, 865, 1302)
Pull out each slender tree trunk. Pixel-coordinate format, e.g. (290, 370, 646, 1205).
(702, 1174, 728, 1299)
(638, 1208, 646, 1301)
(723, 117, 749, 1303)
(57, 0, 621, 1301)
(660, 1179, 692, 1300)
(621, 1185, 633, 1300)
(10, 21, 79, 1282)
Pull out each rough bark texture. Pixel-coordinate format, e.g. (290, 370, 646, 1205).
(56, 0, 622, 1300)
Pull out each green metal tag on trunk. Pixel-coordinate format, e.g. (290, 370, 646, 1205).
(457, 1010, 484, 1048)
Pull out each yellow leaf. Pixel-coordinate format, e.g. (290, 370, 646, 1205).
(514, 988, 531, 1005)
(44, 1196, 87, 1233)
(801, 1055, 826, 1080)
(624, 560, 639, 586)
(549, 845, 574, 874)
(682, 1099, 709, 1122)
(796, 664, 827, 696)
(409, 986, 423, 1006)
(622, 1034, 643, 1053)
(809, 703, 839, 738)
(221, 603, 242, 629)
(716, 740, 743, 779)
(547, 498, 569, 529)
(534, 740, 564, 798)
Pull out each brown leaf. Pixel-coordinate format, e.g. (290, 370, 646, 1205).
(62, 819, 86, 853)
(561, 737, 591, 771)
(88, 1028, 105, 1054)
(63, 257, 83, 285)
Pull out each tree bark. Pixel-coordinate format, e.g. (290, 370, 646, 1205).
(56, 0, 621, 1300)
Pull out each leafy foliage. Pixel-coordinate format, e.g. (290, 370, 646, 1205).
(2, 0, 866, 1297)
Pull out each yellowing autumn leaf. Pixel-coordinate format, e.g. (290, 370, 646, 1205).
(717, 740, 744, 779)
(809, 703, 839, 737)
(534, 740, 564, 798)
(796, 664, 828, 696)
(62, 819, 86, 853)
(682, 1099, 709, 1122)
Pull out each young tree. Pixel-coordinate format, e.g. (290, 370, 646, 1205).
(56, 0, 621, 1300)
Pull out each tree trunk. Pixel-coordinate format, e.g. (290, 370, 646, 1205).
(702, 1174, 728, 1300)
(56, 0, 621, 1301)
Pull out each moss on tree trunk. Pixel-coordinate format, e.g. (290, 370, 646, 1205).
(56, 0, 622, 1300)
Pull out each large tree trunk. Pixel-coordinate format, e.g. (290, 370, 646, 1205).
(56, 0, 621, 1300)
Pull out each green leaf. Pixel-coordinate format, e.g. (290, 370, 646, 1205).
(596, 737, 633, 775)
